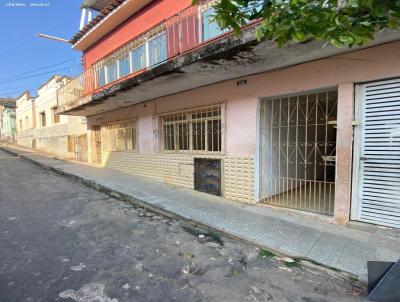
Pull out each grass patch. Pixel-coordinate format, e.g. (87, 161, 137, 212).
(181, 225, 224, 245)
(207, 231, 224, 245)
(185, 252, 194, 260)
(349, 276, 359, 284)
(259, 249, 276, 258)
(284, 258, 301, 267)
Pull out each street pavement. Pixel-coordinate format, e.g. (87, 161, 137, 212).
(0, 149, 363, 301)
(3, 144, 400, 283)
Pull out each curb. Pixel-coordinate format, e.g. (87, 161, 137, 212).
(0, 145, 365, 285)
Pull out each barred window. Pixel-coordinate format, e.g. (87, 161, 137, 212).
(107, 61, 118, 83)
(148, 32, 167, 66)
(131, 44, 146, 72)
(161, 105, 222, 152)
(103, 120, 137, 152)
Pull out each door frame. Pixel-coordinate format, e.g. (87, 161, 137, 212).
(351, 83, 364, 221)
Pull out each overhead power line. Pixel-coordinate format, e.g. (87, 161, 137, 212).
(0, 57, 79, 81)
(0, 64, 80, 84)
(0, 83, 44, 91)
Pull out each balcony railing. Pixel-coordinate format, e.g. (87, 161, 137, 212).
(57, 1, 240, 109)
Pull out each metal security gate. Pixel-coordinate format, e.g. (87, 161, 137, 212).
(260, 90, 337, 215)
(352, 78, 400, 228)
(73, 135, 88, 162)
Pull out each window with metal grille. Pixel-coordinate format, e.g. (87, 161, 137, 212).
(148, 32, 167, 66)
(103, 120, 137, 152)
(118, 54, 130, 78)
(131, 44, 146, 72)
(107, 61, 118, 83)
(160, 105, 222, 152)
(97, 66, 106, 87)
(202, 7, 228, 41)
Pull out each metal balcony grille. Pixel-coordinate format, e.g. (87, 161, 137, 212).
(57, 0, 251, 110)
(260, 90, 338, 215)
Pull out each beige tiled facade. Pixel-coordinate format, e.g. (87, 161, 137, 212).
(102, 151, 255, 203)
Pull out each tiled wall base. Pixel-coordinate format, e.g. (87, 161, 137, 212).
(102, 151, 255, 203)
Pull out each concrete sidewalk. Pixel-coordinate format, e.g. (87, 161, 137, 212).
(2, 144, 399, 282)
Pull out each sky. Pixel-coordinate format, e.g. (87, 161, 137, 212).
(0, 0, 83, 98)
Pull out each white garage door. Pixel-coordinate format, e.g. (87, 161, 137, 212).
(352, 78, 400, 228)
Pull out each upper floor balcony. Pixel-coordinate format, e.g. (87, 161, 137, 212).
(57, 0, 400, 116)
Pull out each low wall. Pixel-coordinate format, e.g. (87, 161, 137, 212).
(17, 129, 35, 149)
(35, 124, 71, 158)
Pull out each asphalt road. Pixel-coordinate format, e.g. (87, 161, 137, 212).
(0, 149, 363, 302)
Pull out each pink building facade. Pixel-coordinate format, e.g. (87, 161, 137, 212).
(59, 0, 400, 228)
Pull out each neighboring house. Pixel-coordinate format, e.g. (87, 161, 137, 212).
(34, 75, 88, 160)
(2, 104, 17, 142)
(0, 98, 16, 141)
(56, 0, 400, 228)
(0, 108, 3, 139)
(16, 92, 36, 149)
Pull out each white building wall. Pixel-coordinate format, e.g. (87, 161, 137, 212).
(16, 92, 35, 148)
(34, 76, 87, 158)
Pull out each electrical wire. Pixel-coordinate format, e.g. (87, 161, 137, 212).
(0, 70, 81, 97)
(0, 64, 81, 84)
(0, 83, 44, 91)
(0, 58, 79, 81)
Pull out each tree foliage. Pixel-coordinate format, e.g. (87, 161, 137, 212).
(193, 0, 400, 47)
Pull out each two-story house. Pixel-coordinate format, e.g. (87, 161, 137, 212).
(34, 75, 88, 160)
(16, 91, 36, 149)
(56, 0, 400, 228)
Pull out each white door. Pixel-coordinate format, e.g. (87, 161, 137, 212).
(352, 78, 400, 228)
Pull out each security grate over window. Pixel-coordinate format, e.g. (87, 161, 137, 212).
(103, 119, 137, 152)
(160, 104, 222, 153)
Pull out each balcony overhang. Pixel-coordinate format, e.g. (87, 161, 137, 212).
(59, 27, 400, 117)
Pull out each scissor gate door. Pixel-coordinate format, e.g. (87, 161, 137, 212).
(353, 78, 400, 228)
